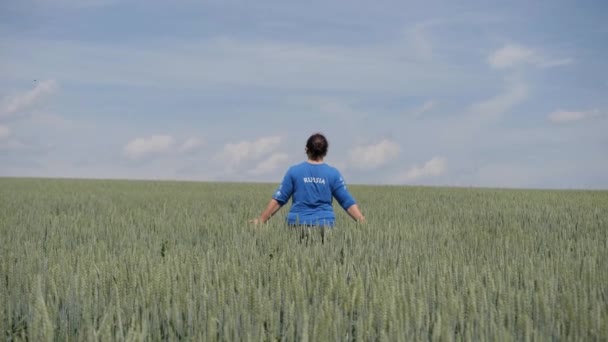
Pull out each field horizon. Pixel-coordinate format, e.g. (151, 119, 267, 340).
(2, 176, 606, 192)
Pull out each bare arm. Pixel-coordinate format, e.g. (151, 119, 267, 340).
(346, 204, 365, 223)
(251, 199, 282, 224)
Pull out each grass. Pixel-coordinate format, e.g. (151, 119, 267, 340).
(1, 178, 607, 340)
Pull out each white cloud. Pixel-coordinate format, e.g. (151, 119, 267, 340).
(0, 125, 10, 140)
(537, 58, 573, 68)
(548, 109, 600, 124)
(0, 139, 26, 151)
(178, 137, 204, 153)
(488, 44, 536, 69)
(124, 135, 174, 159)
(487, 44, 572, 70)
(8, 0, 119, 11)
(220, 136, 282, 166)
(406, 21, 436, 59)
(349, 139, 400, 170)
(410, 100, 436, 117)
(46, 0, 118, 7)
(249, 153, 289, 176)
(318, 100, 357, 117)
(1, 80, 58, 117)
(400, 157, 447, 182)
(468, 77, 528, 121)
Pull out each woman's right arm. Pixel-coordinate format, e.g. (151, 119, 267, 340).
(253, 199, 282, 224)
(251, 168, 293, 225)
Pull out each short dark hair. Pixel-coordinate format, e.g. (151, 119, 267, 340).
(306, 133, 328, 160)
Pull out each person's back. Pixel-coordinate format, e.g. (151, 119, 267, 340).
(273, 162, 356, 226)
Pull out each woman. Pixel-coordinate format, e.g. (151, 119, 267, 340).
(251, 133, 365, 226)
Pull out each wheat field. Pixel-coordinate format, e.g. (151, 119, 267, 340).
(1, 178, 607, 341)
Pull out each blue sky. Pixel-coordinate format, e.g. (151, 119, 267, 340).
(1, 0, 607, 188)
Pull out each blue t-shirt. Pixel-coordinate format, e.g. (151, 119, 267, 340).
(272, 162, 356, 226)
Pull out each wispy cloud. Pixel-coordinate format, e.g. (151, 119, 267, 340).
(123, 135, 205, 159)
(405, 21, 438, 60)
(0, 80, 59, 153)
(399, 157, 447, 182)
(220, 136, 282, 167)
(178, 137, 204, 153)
(15, 0, 119, 10)
(487, 44, 572, 69)
(349, 139, 400, 170)
(488, 44, 535, 69)
(0, 140, 26, 151)
(2, 36, 474, 95)
(0, 80, 58, 117)
(249, 153, 289, 176)
(548, 109, 600, 124)
(0, 125, 10, 140)
(124, 135, 175, 160)
(537, 58, 573, 68)
(468, 77, 528, 122)
(409, 100, 436, 117)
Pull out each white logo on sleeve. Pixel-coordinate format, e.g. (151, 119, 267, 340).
(339, 177, 347, 189)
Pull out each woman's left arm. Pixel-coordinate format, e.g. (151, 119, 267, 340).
(332, 173, 364, 222)
(346, 204, 365, 223)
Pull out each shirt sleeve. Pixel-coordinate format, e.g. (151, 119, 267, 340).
(272, 168, 294, 206)
(331, 170, 356, 210)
